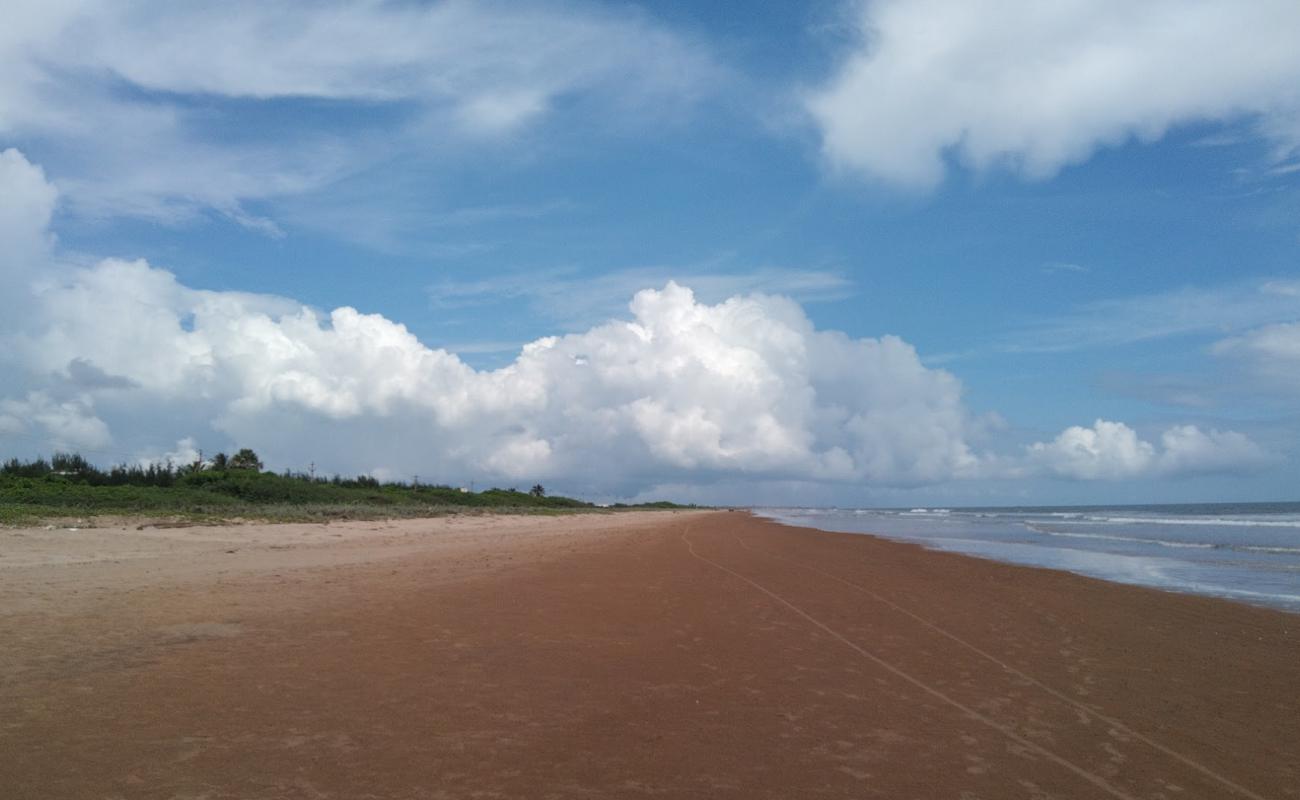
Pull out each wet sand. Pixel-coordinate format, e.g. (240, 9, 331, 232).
(1, 510, 1296, 799)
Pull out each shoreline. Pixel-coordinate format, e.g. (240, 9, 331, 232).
(2, 510, 1296, 798)
(764, 520, 1300, 617)
(757, 506, 1300, 615)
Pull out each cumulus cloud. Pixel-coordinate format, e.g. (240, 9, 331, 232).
(0, 148, 59, 330)
(0, 149, 1271, 494)
(0, 147, 56, 265)
(806, 0, 1300, 187)
(1155, 425, 1272, 475)
(1028, 419, 1269, 480)
(0, 150, 983, 490)
(12, 263, 981, 488)
(147, 437, 202, 470)
(0, 392, 111, 452)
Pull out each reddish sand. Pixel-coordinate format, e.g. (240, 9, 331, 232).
(1, 510, 1297, 799)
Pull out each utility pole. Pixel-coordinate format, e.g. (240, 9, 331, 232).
(309, 461, 315, 479)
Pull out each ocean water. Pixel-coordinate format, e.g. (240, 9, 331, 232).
(755, 503, 1300, 613)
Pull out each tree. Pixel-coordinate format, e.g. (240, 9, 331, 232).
(210, 452, 229, 470)
(229, 448, 263, 471)
(530, 484, 546, 497)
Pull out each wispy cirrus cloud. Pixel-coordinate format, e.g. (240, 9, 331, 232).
(1042, 261, 1091, 275)
(429, 265, 856, 330)
(1212, 320, 1300, 394)
(986, 277, 1300, 414)
(1003, 278, 1300, 354)
(279, 194, 578, 256)
(1, 0, 722, 230)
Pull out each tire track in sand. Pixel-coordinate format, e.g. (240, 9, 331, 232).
(728, 526, 1271, 800)
(679, 523, 1139, 800)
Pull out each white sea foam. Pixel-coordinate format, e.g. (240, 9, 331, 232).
(755, 504, 1300, 613)
(1079, 515, 1300, 528)
(1025, 525, 1216, 549)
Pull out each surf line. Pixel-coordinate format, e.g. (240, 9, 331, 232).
(730, 528, 1270, 800)
(679, 524, 1139, 800)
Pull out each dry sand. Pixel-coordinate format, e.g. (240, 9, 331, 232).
(1, 510, 1296, 799)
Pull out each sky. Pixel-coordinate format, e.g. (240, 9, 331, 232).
(1, 0, 1298, 507)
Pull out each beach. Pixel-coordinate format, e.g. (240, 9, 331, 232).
(2, 510, 1296, 799)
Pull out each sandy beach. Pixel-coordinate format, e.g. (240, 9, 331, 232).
(1, 510, 1296, 799)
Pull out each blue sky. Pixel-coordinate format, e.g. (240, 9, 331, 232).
(2, 0, 1298, 505)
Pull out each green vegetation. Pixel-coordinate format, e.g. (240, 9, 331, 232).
(0, 451, 692, 525)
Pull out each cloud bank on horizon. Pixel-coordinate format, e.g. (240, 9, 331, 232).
(0, 148, 1274, 496)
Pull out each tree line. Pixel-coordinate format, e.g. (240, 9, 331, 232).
(5, 449, 384, 490)
(0, 450, 573, 501)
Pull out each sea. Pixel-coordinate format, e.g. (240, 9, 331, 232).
(755, 503, 1300, 614)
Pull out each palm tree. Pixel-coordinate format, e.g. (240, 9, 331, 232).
(530, 484, 545, 497)
(229, 448, 263, 471)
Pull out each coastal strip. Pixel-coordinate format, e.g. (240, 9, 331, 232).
(2, 511, 1296, 798)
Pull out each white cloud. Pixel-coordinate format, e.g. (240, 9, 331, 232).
(0, 0, 719, 225)
(1028, 419, 1269, 480)
(11, 265, 979, 489)
(1212, 320, 1300, 393)
(0, 149, 1273, 494)
(1042, 261, 1090, 275)
(148, 437, 202, 470)
(806, 0, 1300, 187)
(0, 148, 59, 331)
(1028, 420, 1155, 480)
(1156, 425, 1271, 475)
(0, 148, 56, 265)
(0, 392, 111, 452)
(0, 151, 977, 490)
(37, 1, 711, 114)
